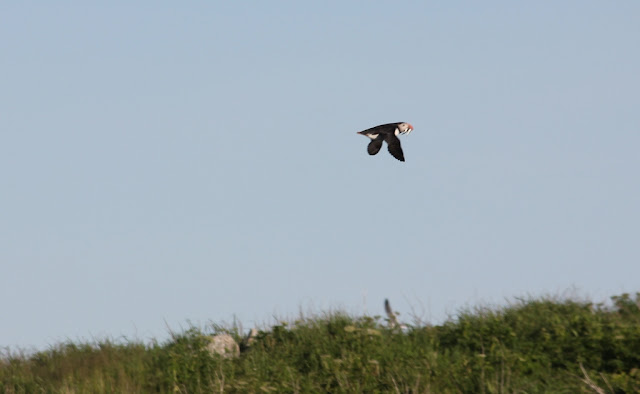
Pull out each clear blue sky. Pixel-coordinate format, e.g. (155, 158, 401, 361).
(2, 2, 639, 351)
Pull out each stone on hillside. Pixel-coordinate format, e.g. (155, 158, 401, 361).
(206, 334, 239, 359)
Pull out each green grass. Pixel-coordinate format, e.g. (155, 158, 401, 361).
(2, 293, 640, 393)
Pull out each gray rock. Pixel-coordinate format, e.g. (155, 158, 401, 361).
(206, 334, 239, 359)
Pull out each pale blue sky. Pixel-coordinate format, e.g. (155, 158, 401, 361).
(2, 2, 639, 350)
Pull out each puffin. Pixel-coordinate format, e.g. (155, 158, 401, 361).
(357, 122, 413, 162)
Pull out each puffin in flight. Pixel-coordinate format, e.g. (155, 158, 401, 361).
(357, 122, 413, 162)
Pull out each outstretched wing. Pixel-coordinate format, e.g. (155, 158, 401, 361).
(359, 122, 401, 135)
(385, 133, 405, 162)
(367, 137, 384, 155)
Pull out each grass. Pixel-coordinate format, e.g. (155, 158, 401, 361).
(2, 292, 640, 393)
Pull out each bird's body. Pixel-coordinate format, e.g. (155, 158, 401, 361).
(357, 122, 413, 162)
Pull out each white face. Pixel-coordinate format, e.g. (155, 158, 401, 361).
(397, 123, 413, 135)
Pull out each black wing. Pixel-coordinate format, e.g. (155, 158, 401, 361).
(385, 133, 405, 162)
(359, 122, 402, 135)
(367, 136, 384, 155)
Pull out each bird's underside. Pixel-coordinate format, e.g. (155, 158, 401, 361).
(366, 134, 405, 162)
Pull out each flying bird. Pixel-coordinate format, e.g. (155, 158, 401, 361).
(357, 122, 413, 162)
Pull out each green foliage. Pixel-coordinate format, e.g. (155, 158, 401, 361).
(2, 293, 640, 393)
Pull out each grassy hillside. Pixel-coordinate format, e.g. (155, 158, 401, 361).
(2, 293, 639, 393)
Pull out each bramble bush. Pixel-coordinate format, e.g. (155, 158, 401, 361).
(2, 292, 639, 393)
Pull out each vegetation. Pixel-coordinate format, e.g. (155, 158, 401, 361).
(2, 293, 640, 393)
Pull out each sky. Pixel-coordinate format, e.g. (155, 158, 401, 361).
(2, 2, 639, 351)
